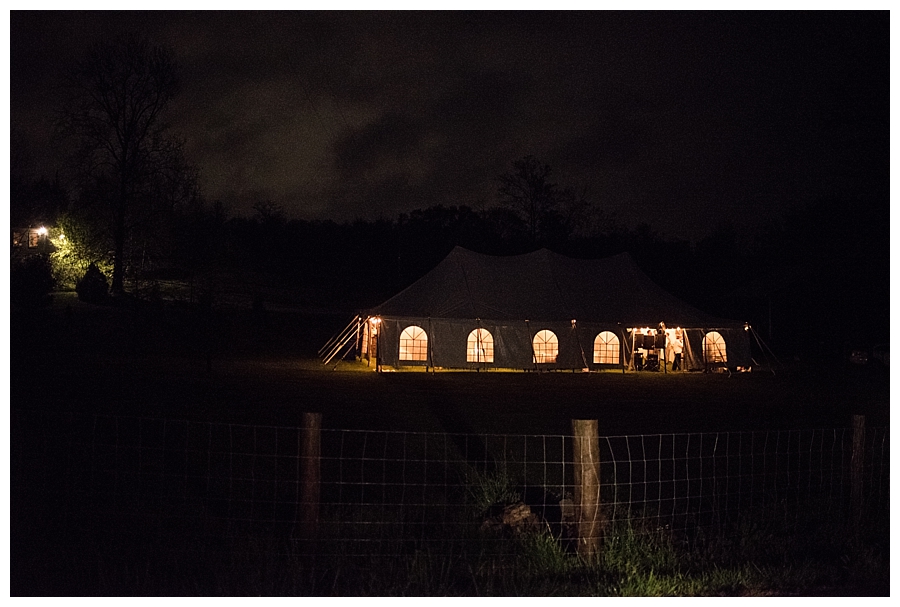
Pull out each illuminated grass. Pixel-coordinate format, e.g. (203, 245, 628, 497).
(39, 504, 885, 596)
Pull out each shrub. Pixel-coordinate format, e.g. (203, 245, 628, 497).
(10, 254, 55, 309)
(48, 217, 114, 291)
(76, 263, 109, 304)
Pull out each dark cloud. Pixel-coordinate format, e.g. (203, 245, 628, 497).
(9, 10, 888, 242)
(334, 112, 425, 175)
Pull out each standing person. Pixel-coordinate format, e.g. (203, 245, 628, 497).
(666, 327, 684, 371)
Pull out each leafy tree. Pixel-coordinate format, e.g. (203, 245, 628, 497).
(10, 254, 55, 310)
(55, 33, 196, 294)
(48, 213, 113, 290)
(171, 198, 230, 278)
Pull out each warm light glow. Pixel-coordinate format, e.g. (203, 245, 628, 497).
(36, 226, 47, 236)
(532, 329, 559, 364)
(593, 331, 620, 364)
(467, 328, 494, 363)
(399, 325, 428, 361)
(366, 316, 382, 337)
(629, 327, 655, 345)
(704, 331, 728, 363)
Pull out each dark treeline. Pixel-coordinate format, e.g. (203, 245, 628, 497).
(11, 157, 888, 359)
(163, 193, 885, 358)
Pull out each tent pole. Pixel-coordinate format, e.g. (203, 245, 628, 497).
(428, 317, 434, 373)
(750, 326, 781, 375)
(663, 329, 667, 374)
(663, 332, 669, 375)
(526, 319, 538, 373)
(702, 328, 708, 373)
(355, 316, 361, 359)
(376, 320, 381, 373)
(573, 319, 589, 372)
(475, 318, 482, 372)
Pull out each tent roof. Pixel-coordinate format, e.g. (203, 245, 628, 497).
(369, 246, 741, 328)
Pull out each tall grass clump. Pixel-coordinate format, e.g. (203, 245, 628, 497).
(463, 468, 521, 514)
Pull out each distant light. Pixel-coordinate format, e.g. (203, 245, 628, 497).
(744, 323, 750, 331)
(36, 226, 47, 236)
(370, 317, 381, 325)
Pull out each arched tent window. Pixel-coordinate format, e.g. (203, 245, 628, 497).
(399, 325, 428, 361)
(593, 331, 620, 364)
(467, 328, 494, 363)
(532, 329, 558, 364)
(703, 331, 727, 364)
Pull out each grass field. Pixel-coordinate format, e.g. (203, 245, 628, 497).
(10, 292, 890, 596)
(12, 291, 889, 434)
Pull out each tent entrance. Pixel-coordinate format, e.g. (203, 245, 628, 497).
(360, 316, 380, 367)
(626, 326, 688, 372)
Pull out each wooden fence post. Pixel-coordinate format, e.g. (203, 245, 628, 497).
(299, 412, 322, 540)
(851, 414, 865, 524)
(572, 419, 602, 558)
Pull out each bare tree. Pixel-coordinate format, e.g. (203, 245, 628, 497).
(56, 33, 193, 294)
(497, 156, 559, 244)
(498, 156, 607, 244)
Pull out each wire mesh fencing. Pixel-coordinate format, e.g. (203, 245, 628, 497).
(11, 409, 889, 561)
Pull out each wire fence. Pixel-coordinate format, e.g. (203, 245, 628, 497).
(11, 409, 889, 560)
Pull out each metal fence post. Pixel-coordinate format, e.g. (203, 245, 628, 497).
(571, 419, 602, 558)
(299, 412, 322, 541)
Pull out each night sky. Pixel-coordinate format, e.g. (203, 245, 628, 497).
(9, 10, 889, 242)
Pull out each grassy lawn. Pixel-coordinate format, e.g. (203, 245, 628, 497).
(12, 291, 888, 435)
(10, 292, 890, 596)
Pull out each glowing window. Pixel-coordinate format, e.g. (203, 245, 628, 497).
(532, 329, 558, 364)
(593, 331, 620, 364)
(399, 325, 428, 361)
(703, 331, 727, 363)
(466, 328, 494, 363)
